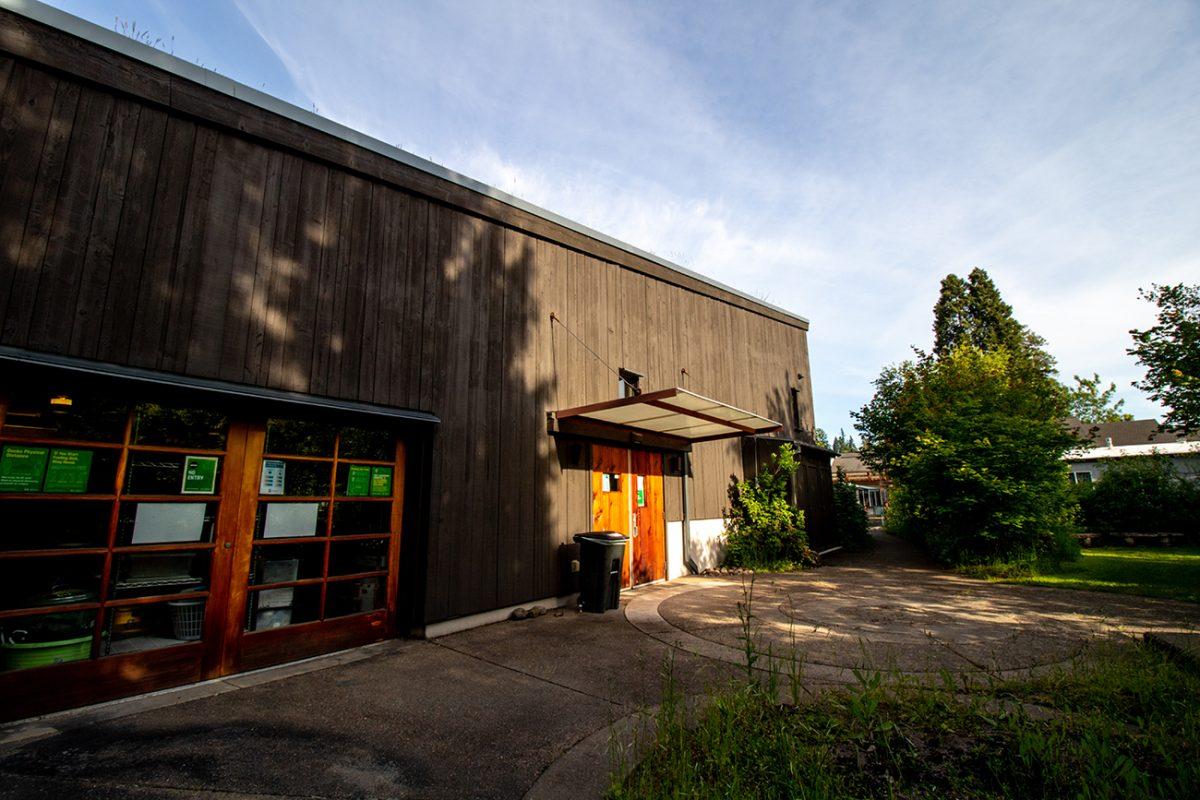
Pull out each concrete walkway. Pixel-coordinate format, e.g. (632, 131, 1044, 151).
(1, 533, 1195, 799)
(631, 534, 1199, 683)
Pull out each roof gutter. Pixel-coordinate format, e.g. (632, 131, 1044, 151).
(0, 345, 441, 425)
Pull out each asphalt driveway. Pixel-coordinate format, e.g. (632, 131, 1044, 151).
(2, 533, 1195, 799)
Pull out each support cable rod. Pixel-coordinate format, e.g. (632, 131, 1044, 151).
(549, 313, 622, 380)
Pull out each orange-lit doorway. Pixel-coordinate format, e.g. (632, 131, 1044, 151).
(591, 445, 665, 588)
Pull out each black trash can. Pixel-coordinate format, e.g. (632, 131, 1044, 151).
(573, 531, 629, 613)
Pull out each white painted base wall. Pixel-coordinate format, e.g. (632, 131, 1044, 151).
(666, 517, 727, 577)
(666, 521, 686, 579)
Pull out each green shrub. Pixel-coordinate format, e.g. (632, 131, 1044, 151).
(831, 467, 871, 549)
(1078, 455, 1199, 535)
(723, 444, 815, 569)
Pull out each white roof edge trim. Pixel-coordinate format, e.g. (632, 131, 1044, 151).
(1, 0, 810, 328)
(1064, 441, 1200, 461)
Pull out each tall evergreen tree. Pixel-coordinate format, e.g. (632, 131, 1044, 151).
(931, 268, 1054, 372)
(964, 267, 1027, 353)
(932, 274, 970, 357)
(831, 428, 858, 453)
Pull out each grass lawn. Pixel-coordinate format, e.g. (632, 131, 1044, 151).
(997, 546, 1200, 603)
(609, 641, 1200, 799)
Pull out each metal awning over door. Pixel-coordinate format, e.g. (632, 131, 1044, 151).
(551, 387, 781, 445)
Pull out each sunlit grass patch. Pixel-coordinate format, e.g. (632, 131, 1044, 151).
(996, 546, 1200, 603)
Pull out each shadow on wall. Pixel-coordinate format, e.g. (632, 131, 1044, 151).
(0, 67, 556, 624)
(419, 216, 556, 620)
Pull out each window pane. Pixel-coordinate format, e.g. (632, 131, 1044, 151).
(124, 453, 223, 496)
(331, 501, 392, 535)
(337, 426, 392, 460)
(255, 502, 328, 539)
(244, 585, 321, 631)
(325, 577, 384, 618)
(108, 551, 211, 599)
(0, 555, 102, 612)
(264, 419, 335, 457)
(131, 404, 228, 450)
(0, 610, 95, 672)
(250, 543, 324, 584)
(329, 538, 388, 576)
(259, 458, 330, 497)
(0, 500, 111, 551)
(115, 501, 217, 546)
(103, 600, 205, 655)
(335, 463, 393, 497)
(1, 389, 128, 443)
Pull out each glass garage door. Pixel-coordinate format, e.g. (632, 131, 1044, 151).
(231, 416, 405, 673)
(0, 382, 408, 720)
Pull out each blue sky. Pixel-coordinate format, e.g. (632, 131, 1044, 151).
(48, 0, 1200, 440)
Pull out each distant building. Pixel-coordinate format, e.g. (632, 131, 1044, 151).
(1064, 418, 1200, 483)
(831, 451, 889, 516)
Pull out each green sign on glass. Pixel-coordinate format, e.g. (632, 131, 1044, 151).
(43, 448, 93, 493)
(0, 445, 49, 493)
(181, 455, 219, 494)
(370, 466, 393, 497)
(345, 465, 371, 497)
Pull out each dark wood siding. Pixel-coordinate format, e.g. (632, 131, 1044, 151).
(0, 12, 821, 623)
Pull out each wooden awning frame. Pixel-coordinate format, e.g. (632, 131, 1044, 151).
(551, 387, 782, 446)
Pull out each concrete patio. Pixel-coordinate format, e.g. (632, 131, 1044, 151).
(2, 533, 1195, 800)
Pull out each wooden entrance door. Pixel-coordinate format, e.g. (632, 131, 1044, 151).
(591, 444, 632, 586)
(630, 451, 666, 585)
(591, 445, 665, 588)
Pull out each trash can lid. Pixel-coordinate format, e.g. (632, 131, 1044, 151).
(573, 531, 629, 544)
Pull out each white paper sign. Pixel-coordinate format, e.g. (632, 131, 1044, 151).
(256, 587, 295, 609)
(132, 502, 208, 544)
(263, 502, 319, 539)
(260, 459, 286, 496)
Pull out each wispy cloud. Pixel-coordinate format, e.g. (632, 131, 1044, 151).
(232, 0, 1200, 434)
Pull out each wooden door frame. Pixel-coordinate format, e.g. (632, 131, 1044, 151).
(212, 420, 265, 677)
(201, 420, 253, 678)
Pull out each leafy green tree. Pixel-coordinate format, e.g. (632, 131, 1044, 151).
(857, 269, 1079, 566)
(1129, 283, 1200, 433)
(723, 444, 815, 568)
(856, 347, 1078, 565)
(1067, 373, 1133, 423)
(813, 427, 830, 448)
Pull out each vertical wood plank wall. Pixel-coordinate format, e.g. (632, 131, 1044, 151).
(0, 26, 816, 622)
